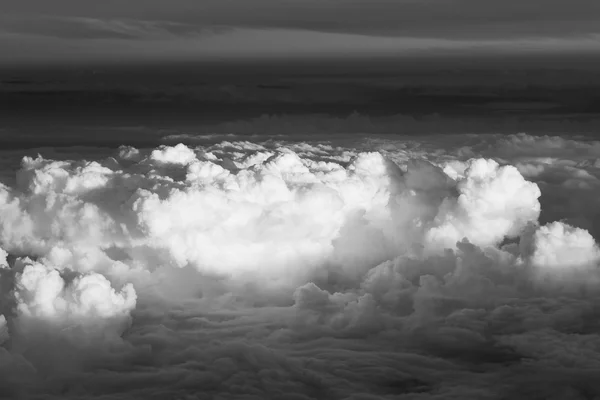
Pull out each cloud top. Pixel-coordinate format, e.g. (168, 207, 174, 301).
(0, 135, 599, 398)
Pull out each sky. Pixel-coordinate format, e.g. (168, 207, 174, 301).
(4, 2, 600, 396)
(2, 0, 600, 66)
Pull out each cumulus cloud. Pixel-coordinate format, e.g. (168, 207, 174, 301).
(518, 221, 600, 293)
(15, 260, 136, 323)
(0, 255, 136, 350)
(0, 135, 599, 398)
(527, 222, 600, 269)
(426, 158, 541, 250)
(149, 143, 198, 165)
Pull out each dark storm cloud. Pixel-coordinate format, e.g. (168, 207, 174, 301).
(1, 0, 599, 40)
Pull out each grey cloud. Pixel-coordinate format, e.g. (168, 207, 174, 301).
(2, 0, 600, 40)
(0, 15, 231, 40)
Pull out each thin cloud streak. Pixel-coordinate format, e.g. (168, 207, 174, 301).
(1, 22, 599, 66)
(1, 0, 599, 40)
(1, 0, 600, 65)
(0, 15, 232, 41)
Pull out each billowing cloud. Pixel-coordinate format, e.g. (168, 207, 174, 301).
(15, 259, 136, 323)
(426, 158, 541, 250)
(0, 256, 136, 347)
(0, 135, 599, 398)
(527, 221, 600, 269)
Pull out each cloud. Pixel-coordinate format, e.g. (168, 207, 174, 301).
(3, 0, 600, 40)
(519, 221, 600, 293)
(425, 158, 541, 250)
(526, 221, 600, 269)
(0, 136, 599, 397)
(14, 259, 136, 323)
(0, 15, 230, 41)
(2, 7, 600, 66)
(163, 114, 600, 141)
(0, 256, 136, 345)
(149, 143, 198, 165)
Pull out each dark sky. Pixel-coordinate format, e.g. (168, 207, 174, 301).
(2, 0, 600, 66)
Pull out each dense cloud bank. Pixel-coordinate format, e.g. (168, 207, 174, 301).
(1, 133, 600, 398)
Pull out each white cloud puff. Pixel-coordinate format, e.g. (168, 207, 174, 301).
(426, 158, 541, 250)
(527, 221, 600, 270)
(15, 261, 136, 322)
(519, 221, 600, 291)
(149, 143, 197, 165)
(0, 256, 137, 345)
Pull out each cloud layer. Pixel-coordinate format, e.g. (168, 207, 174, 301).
(0, 133, 599, 398)
(2, 0, 600, 66)
(3, 0, 600, 40)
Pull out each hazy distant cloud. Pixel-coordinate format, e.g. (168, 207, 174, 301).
(2, 0, 599, 40)
(0, 15, 231, 40)
(1, 0, 599, 65)
(8, 24, 594, 66)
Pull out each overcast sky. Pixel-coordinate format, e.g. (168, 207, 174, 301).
(1, 0, 600, 66)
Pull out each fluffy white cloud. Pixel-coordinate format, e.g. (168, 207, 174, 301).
(0, 136, 599, 398)
(527, 221, 600, 270)
(426, 158, 541, 250)
(518, 221, 600, 292)
(0, 255, 136, 346)
(149, 143, 197, 166)
(15, 261, 136, 321)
